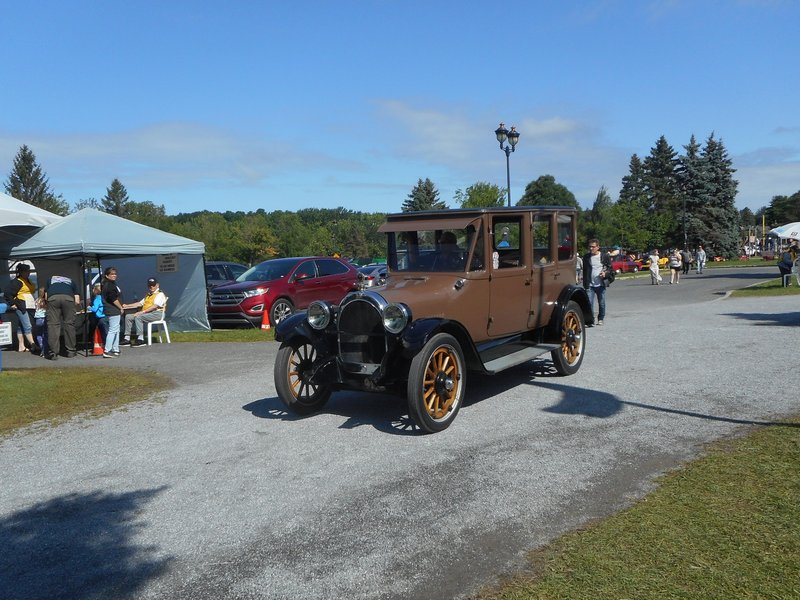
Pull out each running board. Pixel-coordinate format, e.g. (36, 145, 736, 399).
(480, 342, 560, 374)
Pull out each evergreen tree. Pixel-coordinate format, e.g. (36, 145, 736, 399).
(765, 191, 800, 225)
(74, 197, 102, 211)
(402, 178, 446, 212)
(4, 144, 69, 215)
(454, 181, 505, 208)
(517, 175, 578, 208)
(590, 185, 612, 223)
(676, 135, 712, 248)
(101, 178, 130, 216)
(643, 135, 680, 244)
(699, 134, 740, 258)
(618, 154, 649, 212)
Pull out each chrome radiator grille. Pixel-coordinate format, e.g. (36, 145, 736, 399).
(338, 296, 387, 369)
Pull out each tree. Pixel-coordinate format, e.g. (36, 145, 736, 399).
(101, 178, 130, 216)
(4, 145, 69, 215)
(643, 135, 680, 243)
(765, 191, 800, 226)
(74, 197, 102, 211)
(126, 200, 168, 228)
(676, 135, 711, 248)
(454, 182, 505, 208)
(699, 134, 739, 258)
(402, 178, 446, 212)
(619, 154, 649, 212)
(517, 175, 578, 208)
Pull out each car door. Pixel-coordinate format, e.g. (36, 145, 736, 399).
(315, 258, 356, 302)
(288, 259, 320, 309)
(488, 215, 532, 337)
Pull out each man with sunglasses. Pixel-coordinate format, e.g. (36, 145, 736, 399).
(121, 277, 166, 348)
(582, 239, 613, 326)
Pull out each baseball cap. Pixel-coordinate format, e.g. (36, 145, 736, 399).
(147, 277, 158, 286)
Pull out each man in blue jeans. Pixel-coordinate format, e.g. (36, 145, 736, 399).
(582, 239, 613, 326)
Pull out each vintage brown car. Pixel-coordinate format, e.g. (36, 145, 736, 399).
(273, 207, 592, 433)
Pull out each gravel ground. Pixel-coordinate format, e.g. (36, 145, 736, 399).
(0, 278, 798, 599)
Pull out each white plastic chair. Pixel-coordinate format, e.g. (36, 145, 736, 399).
(146, 298, 171, 346)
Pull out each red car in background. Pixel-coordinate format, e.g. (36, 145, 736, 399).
(207, 256, 358, 328)
(611, 256, 640, 273)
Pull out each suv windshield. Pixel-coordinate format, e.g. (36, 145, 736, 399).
(389, 227, 477, 273)
(237, 259, 297, 282)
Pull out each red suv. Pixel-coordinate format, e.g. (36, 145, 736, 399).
(207, 256, 358, 328)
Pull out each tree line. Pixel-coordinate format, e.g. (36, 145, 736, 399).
(5, 137, 799, 265)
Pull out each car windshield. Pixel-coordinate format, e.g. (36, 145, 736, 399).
(237, 259, 296, 282)
(388, 228, 474, 273)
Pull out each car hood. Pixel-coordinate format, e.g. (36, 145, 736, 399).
(371, 274, 465, 319)
(211, 279, 277, 293)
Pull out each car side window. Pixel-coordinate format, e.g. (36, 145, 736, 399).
(557, 213, 575, 262)
(493, 218, 523, 268)
(316, 259, 348, 277)
(294, 260, 317, 280)
(205, 265, 223, 279)
(533, 215, 553, 265)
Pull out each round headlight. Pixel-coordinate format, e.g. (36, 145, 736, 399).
(383, 303, 410, 334)
(307, 301, 331, 330)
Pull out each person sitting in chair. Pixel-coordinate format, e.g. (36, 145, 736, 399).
(121, 277, 166, 347)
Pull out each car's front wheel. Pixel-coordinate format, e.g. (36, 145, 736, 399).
(407, 333, 465, 433)
(551, 300, 585, 375)
(270, 298, 294, 327)
(274, 340, 332, 415)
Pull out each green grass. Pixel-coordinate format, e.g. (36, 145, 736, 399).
(731, 277, 800, 297)
(170, 328, 275, 342)
(0, 367, 174, 435)
(478, 419, 800, 599)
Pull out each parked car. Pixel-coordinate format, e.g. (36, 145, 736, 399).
(274, 207, 592, 433)
(207, 256, 358, 328)
(205, 261, 248, 290)
(357, 264, 387, 289)
(611, 256, 640, 273)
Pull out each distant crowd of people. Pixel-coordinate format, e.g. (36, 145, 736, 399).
(1, 263, 166, 359)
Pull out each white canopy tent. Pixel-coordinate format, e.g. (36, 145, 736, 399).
(0, 191, 63, 229)
(768, 222, 800, 240)
(0, 208, 209, 331)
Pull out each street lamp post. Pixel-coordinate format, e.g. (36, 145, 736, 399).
(495, 123, 520, 207)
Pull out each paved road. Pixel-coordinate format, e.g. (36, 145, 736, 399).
(1, 266, 797, 599)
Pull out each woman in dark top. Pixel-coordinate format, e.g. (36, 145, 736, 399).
(101, 266, 124, 357)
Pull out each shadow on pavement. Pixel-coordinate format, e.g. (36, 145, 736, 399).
(533, 380, 800, 427)
(721, 311, 800, 327)
(0, 487, 171, 600)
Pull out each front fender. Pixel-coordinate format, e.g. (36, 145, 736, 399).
(399, 317, 481, 370)
(273, 312, 311, 343)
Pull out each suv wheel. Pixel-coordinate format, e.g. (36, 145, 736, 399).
(551, 300, 585, 375)
(270, 298, 294, 327)
(275, 340, 332, 414)
(407, 333, 465, 433)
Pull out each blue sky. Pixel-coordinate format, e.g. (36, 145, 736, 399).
(1, 0, 798, 216)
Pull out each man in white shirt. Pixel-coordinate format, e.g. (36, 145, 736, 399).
(121, 277, 166, 347)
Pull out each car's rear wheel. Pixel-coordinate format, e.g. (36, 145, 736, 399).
(551, 301, 585, 375)
(407, 333, 465, 433)
(275, 340, 332, 414)
(270, 298, 294, 327)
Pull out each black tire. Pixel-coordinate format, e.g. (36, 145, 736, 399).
(550, 300, 585, 376)
(407, 333, 466, 433)
(274, 340, 332, 415)
(270, 298, 294, 327)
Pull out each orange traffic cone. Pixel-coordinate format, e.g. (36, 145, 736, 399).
(260, 307, 271, 330)
(92, 328, 104, 355)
